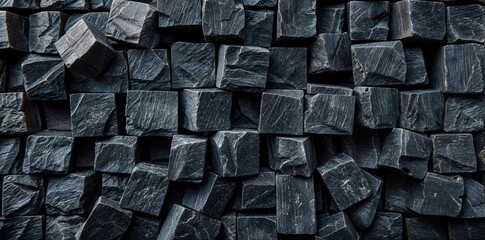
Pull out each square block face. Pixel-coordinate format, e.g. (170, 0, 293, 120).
(268, 136, 317, 178)
(404, 48, 428, 85)
(354, 87, 399, 129)
(276, 0, 316, 42)
(0, 92, 41, 135)
(94, 136, 138, 174)
(305, 94, 355, 135)
(309, 33, 352, 75)
(128, 49, 170, 90)
(316, 3, 345, 34)
(157, 0, 201, 29)
(29, 11, 67, 54)
(46, 216, 84, 240)
(348, 1, 389, 41)
(24, 132, 73, 174)
(0, 11, 29, 52)
(70, 93, 118, 137)
(168, 135, 207, 183)
(237, 215, 277, 240)
(171, 42, 216, 89)
(444, 96, 485, 133)
(0, 138, 21, 175)
(447, 5, 485, 44)
(2, 175, 44, 217)
(431, 134, 477, 173)
(267, 47, 307, 90)
(399, 90, 444, 132)
(21, 55, 66, 101)
(259, 90, 304, 135)
(202, 0, 244, 42)
(101, 173, 129, 201)
(244, 10, 274, 48)
(240, 171, 276, 209)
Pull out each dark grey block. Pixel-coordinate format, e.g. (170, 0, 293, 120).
(347, 1, 389, 41)
(431, 133, 477, 173)
(171, 42, 215, 89)
(244, 10, 274, 48)
(306, 83, 353, 96)
(474, 131, 485, 171)
(309, 33, 352, 75)
(447, 5, 484, 44)
(70, 93, 118, 137)
(444, 95, 485, 133)
(448, 219, 485, 239)
(243, 0, 275, 7)
(157, 0, 201, 30)
(259, 90, 304, 135)
(458, 178, 485, 218)
(354, 87, 399, 129)
(383, 174, 415, 213)
(405, 217, 447, 240)
(168, 135, 207, 183)
(2, 175, 44, 217)
(347, 171, 383, 230)
(210, 129, 259, 177)
(0, 92, 42, 135)
(362, 212, 402, 240)
(341, 127, 381, 169)
(316, 3, 345, 34)
(400, 90, 444, 132)
(24, 131, 73, 174)
(316, 212, 359, 240)
(237, 214, 277, 240)
(404, 48, 428, 85)
(94, 136, 139, 174)
(90, 0, 110, 10)
(267, 47, 307, 90)
(127, 49, 170, 90)
(0, 11, 28, 52)
(0, 216, 44, 240)
(123, 215, 160, 240)
(64, 12, 108, 33)
(46, 215, 84, 240)
(0, 138, 22, 175)
(235, 170, 275, 210)
(267, 136, 317, 178)
(181, 88, 232, 132)
(217, 45, 270, 92)
(202, 0, 244, 42)
(40, 0, 87, 10)
(126, 90, 178, 137)
(6, 56, 24, 91)
(231, 92, 261, 129)
(220, 212, 237, 240)
(29, 11, 68, 54)
(21, 54, 66, 101)
(304, 93, 355, 135)
(102, 173, 129, 201)
(351, 41, 406, 86)
(276, 0, 316, 42)
(0, 0, 38, 9)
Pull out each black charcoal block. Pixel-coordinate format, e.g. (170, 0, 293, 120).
(157, 0, 201, 30)
(362, 212, 402, 240)
(243, 0, 275, 7)
(431, 134, 476, 173)
(354, 86, 399, 129)
(351, 41, 406, 86)
(475, 132, 485, 171)
(316, 3, 345, 34)
(400, 90, 444, 132)
(70, 93, 118, 137)
(405, 217, 447, 240)
(384, 174, 415, 213)
(309, 33, 352, 75)
(120, 163, 169, 216)
(0, 138, 22, 175)
(106, 0, 160, 48)
(0, 11, 28, 52)
(46, 215, 84, 240)
(126, 90, 178, 137)
(101, 173, 129, 201)
(210, 129, 259, 177)
(24, 131, 73, 174)
(267, 136, 317, 177)
(448, 219, 485, 240)
(446, 5, 484, 44)
(0, 58, 6, 91)
(244, 10, 274, 48)
(347, 171, 383, 230)
(94, 136, 139, 174)
(231, 92, 261, 129)
(431, 43, 484, 94)
(202, 0, 244, 42)
(2, 175, 44, 217)
(127, 49, 170, 90)
(0, 92, 41, 135)
(390, 0, 445, 41)
(168, 135, 207, 183)
(276, 174, 316, 235)
(259, 90, 304, 135)
(158, 204, 221, 240)
(123, 215, 160, 240)
(276, 0, 316, 42)
(347, 1, 389, 41)
(220, 212, 237, 240)
(304, 93, 355, 135)
(316, 212, 359, 240)
(40, 0, 87, 10)
(444, 95, 485, 133)
(45, 171, 97, 215)
(64, 12, 108, 33)
(237, 214, 277, 240)
(237, 169, 275, 209)
(0, 216, 44, 240)
(267, 47, 307, 90)
(76, 196, 132, 240)
(21, 54, 66, 101)
(341, 127, 381, 169)
(306, 83, 353, 96)
(407, 172, 464, 217)
(217, 45, 270, 92)
(404, 48, 428, 85)
(459, 178, 485, 218)
(29, 11, 67, 54)
(181, 88, 232, 132)
(171, 42, 215, 89)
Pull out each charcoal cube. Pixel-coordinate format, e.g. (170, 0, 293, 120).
(304, 93, 355, 135)
(316, 3, 345, 34)
(244, 10, 274, 48)
(0, 138, 21, 175)
(0, 11, 28, 52)
(126, 90, 178, 136)
(347, 1, 389, 41)
(29, 11, 68, 54)
(354, 87, 399, 129)
(459, 178, 485, 218)
(40, 0, 87, 10)
(267, 47, 307, 89)
(202, 0, 244, 41)
(446, 5, 485, 43)
(157, 0, 201, 30)
(362, 212, 402, 239)
(217, 45, 270, 92)
(448, 219, 485, 240)
(259, 90, 304, 135)
(444, 95, 485, 133)
(220, 212, 237, 240)
(168, 135, 206, 183)
(475, 131, 485, 171)
(404, 48, 428, 85)
(384, 174, 416, 213)
(0, 92, 41, 135)
(316, 212, 359, 240)
(70, 93, 118, 137)
(235, 169, 275, 210)
(347, 171, 383, 230)
(94, 136, 139, 174)
(341, 127, 381, 169)
(243, 0, 275, 7)
(2, 175, 44, 217)
(180, 88, 232, 132)
(210, 130, 259, 177)
(64, 12, 108, 33)
(123, 215, 160, 240)
(267, 136, 317, 177)
(405, 217, 447, 240)
(431, 134, 477, 173)
(231, 92, 261, 129)
(276, 0, 316, 42)
(90, 0, 110, 10)
(306, 83, 353, 96)
(21, 54, 66, 101)
(46, 216, 84, 240)
(0, 0, 38, 9)
(309, 33, 352, 75)
(0, 216, 44, 240)
(400, 90, 444, 132)
(24, 131, 73, 174)
(127, 49, 170, 90)
(102, 173, 128, 201)
(171, 42, 215, 89)
(237, 214, 277, 240)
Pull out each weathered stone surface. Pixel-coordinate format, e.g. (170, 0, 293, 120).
(127, 49, 170, 90)
(267, 47, 307, 90)
(347, 171, 383, 230)
(231, 92, 260, 129)
(316, 212, 359, 240)
(171, 42, 215, 89)
(220, 213, 236, 240)
(244, 10, 273, 48)
(90, 0, 110, 10)
(276, 0, 316, 42)
(318, 153, 371, 210)
(316, 3, 345, 34)
(21, 54, 66, 101)
(243, 0, 275, 7)
(307, 83, 353, 96)
(29, 11, 67, 54)
(0, 11, 28, 52)
(123, 215, 160, 240)
(157, 0, 201, 30)
(237, 214, 277, 240)
(405, 217, 447, 240)
(210, 130, 259, 177)
(0, 138, 22, 175)
(267, 136, 316, 177)
(168, 135, 207, 183)
(6, 56, 23, 91)
(94, 136, 139, 174)
(259, 90, 304, 135)
(383, 174, 416, 213)
(101, 173, 129, 201)
(120, 163, 169, 216)
(304, 93, 355, 135)
(309, 33, 352, 75)
(0, 0, 38, 9)
(2, 175, 44, 217)
(341, 127, 381, 169)
(400, 90, 444, 132)
(106, 0, 160, 48)
(447, 5, 484, 43)
(202, 0, 244, 42)
(407, 172, 464, 217)
(348, 1, 389, 41)
(0, 92, 41, 135)
(362, 212, 402, 240)
(352, 41, 406, 86)
(70, 93, 118, 137)
(354, 87, 399, 129)
(0, 216, 44, 240)
(390, 0, 446, 41)
(46, 215, 84, 240)
(431, 133, 477, 173)
(43, 101, 71, 131)
(458, 178, 485, 218)
(64, 12, 108, 33)
(40, 0, 87, 10)
(126, 90, 178, 136)
(444, 95, 485, 133)
(234, 169, 275, 210)
(475, 131, 485, 171)
(181, 89, 232, 132)
(276, 174, 316, 235)
(24, 131, 73, 174)
(448, 219, 485, 240)
(217, 45, 270, 92)
(76, 196, 132, 240)
(404, 48, 428, 85)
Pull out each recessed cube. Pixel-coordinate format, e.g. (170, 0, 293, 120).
(316, 3, 345, 34)
(309, 33, 352, 75)
(101, 173, 129, 201)
(431, 134, 477, 173)
(383, 174, 416, 213)
(120, 163, 169, 216)
(444, 95, 485, 133)
(127, 49, 170, 90)
(220, 212, 237, 240)
(171, 42, 215, 89)
(259, 90, 304, 135)
(267, 136, 317, 177)
(0, 92, 42, 135)
(243, 0, 275, 7)
(168, 135, 207, 183)
(307, 83, 353, 96)
(316, 212, 359, 239)
(0, 138, 22, 175)
(217, 45, 270, 92)
(234, 169, 275, 210)
(347, 1, 389, 41)
(362, 212, 402, 239)
(210, 130, 259, 177)
(390, 0, 446, 41)
(404, 48, 428, 85)
(157, 0, 201, 30)
(0, 216, 44, 240)
(341, 127, 381, 169)
(24, 131, 73, 174)
(46, 171, 97, 215)
(244, 10, 274, 48)
(400, 90, 444, 132)
(94, 136, 139, 174)
(475, 132, 485, 171)
(459, 178, 485, 218)
(202, 0, 244, 41)
(106, 0, 160, 48)
(180, 88, 232, 132)
(407, 172, 464, 217)
(46, 216, 84, 240)
(2, 175, 44, 217)
(64, 12, 108, 32)
(237, 214, 277, 240)
(448, 219, 485, 240)
(43, 101, 70, 131)
(126, 90, 178, 136)
(431, 43, 485, 94)
(305, 93, 355, 135)
(70, 93, 118, 137)
(21, 54, 66, 101)
(352, 41, 406, 86)
(0, 11, 28, 52)
(6, 56, 24, 91)
(40, 0, 87, 10)
(123, 215, 160, 240)
(354, 87, 399, 129)
(405, 217, 448, 240)
(276, 0, 316, 42)
(267, 47, 307, 89)
(29, 11, 68, 54)
(231, 92, 261, 129)
(447, 5, 484, 43)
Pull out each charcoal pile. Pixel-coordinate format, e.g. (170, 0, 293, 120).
(0, 0, 484, 239)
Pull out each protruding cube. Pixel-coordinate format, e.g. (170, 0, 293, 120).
(316, 3, 345, 34)
(171, 42, 215, 89)
(0, 92, 41, 135)
(305, 93, 356, 135)
(244, 10, 274, 48)
(354, 87, 399, 129)
(202, 0, 244, 41)
(21, 54, 66, 101)
(70, 93, 118, 137)
(316, 212, 359, 240)
(347, 1, 389, 41)
(341, 127, 381, 169)
(444, 95, 485, 133)
(404, 48, 428, 85)
(347, 171, 383, 230)
(431, 134, 477, 173)
(309, 33, 352, 75)
(46, 216, 84, 240)
(0, 11, 28, 52)
(400, 90, 444, 132)
(29, 11, 68, 54)
(237, 214, 277, 240)
(127, 49, 171, 90)
(446, 5, 484, 44)
(2, 175, 44, 217)
(267, 136, 317, 177)
(157, 0, 201, 30)
(168, 135, 207, 183)
(267, 47, 307, 89)
(259, 90, 304, 135)
(94, 136, 139, 174)
(276, 0, 316, 42)
(24, 131, 73, 174)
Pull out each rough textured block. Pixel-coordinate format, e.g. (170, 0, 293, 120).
(46, 215, 84, 240)
(70, 93, 118, 137)
(276, 0, 316, 42)
(29, 11, 67, 54)
(244, 10, 273, 48)
(94, 136, 139, 174)
(267, 47, 307, 90)
(210, 130, 259, 177)
(341, 127, 381, 169)
(157, 0, 201, 30)
(171, 42, 215, 89)
(384, 174, 415, 213)
(2, 175, 44, 217)
(237, 214, 277, 240)
(400, 90, 444, 132)
(126, 90, 178, 136)
(316, 3, 345, 34)
(202, 0, 244, 42)
(181, 89, 232, 132)
(124, 215, 160, 240)
(0, 216, 44, 240)
(24, 131, 73, 174)
(306, 83, 353, 96)
(40, 0, 87, 10)
(446, 5, 484, 43)
(89, 0, 110, 10)
(231, 92, 261, 129)
(235, 170, 275, 210)
(404, 48, 428, 85)
(101, 173, 128, 201)
(127, 49, 170, 90)
(474, 131, 485, 171)
(405, 217, 447, 240)
(316, 212, 359, 240)
(348, 1, 389, 41)
(444, 95, 485, 133)
(0, 0, 38, 9)
(351, 41, 406, 86)
(0, 11, 28, 52)
(21, 54, 66, 101)
(354, 87, 399, 129)
(431, 134, 477, 173)
(0, 138, 22, 175)
(347, 171, 383, 230)
(259, 90, 304, 135)
(309, 33, 352, 75)
(362, 212, 402, 239)
(304, 93, 355, 135)
(458, 178, 485, 218)
(448, 219, 485, 239)
(0, 92, 41, 135)
(267, 136, 317, 177)
(220, 212, 237, 240)
(217, 45, 270, 92)
(64, 12, 108, 33)
(243, 0, 275, 7)
(168, 135, 207, 183)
